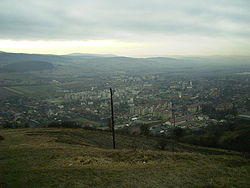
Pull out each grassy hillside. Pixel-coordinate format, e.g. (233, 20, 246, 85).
(0, 128, 249, 188)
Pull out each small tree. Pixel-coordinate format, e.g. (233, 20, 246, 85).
(140, 124, 149, 135)
(173, 127, 184, 141)
(0, 135, 4, 141)
(157, 138, 168, 150)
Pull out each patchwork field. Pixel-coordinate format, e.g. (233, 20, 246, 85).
(0, 87, 20, 99)
(10, 85, 59, 97)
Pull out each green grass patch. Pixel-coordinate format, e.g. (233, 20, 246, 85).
(11, 85, 58, 96)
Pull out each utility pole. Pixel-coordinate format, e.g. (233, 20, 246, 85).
(110, 88, 116, 149)
(172, 102, 175, 159)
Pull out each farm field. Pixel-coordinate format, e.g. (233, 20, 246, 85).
(0, 87, 20, 99)
(11, 85, 59, 97)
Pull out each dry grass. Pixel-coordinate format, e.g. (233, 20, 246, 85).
(0, 128, 249, 188)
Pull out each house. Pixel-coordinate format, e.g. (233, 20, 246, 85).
(153, 109, 172, 120)
(215, 103, 233, 111)
(187, 104, 201, 113)
(149, 125, 169, 136)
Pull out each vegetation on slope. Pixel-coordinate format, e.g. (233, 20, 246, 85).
(181, 120, 250, 152)
(0, 128, 249, 188)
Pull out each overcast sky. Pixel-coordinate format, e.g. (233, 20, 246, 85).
(0, 0, 250, 56)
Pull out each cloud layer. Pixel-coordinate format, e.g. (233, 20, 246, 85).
(0, 0, 250, 55)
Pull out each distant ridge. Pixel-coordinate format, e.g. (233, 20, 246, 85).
(65, 53, 117, 58)
(0, 51, 250, 73)
(1, 61, 54, 72)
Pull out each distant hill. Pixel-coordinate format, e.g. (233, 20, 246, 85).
(0, 52, 69, 65)
(1, 61, 54, 72)
(0, 51, 250, 74)
(147, 57, 178, 62)
(65, 53, 116, 58)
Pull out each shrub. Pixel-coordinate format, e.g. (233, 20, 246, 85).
(140, 124, 149, 135)
(218, 129, 250, 152)
(181, 133, 219, 148)
(173, 127, 185, 141)
(0, 135, 4, 141)
(156, 138, 168, 150)
(47, 121, 81, 128)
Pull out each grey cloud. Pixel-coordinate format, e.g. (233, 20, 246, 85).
(0, 0, 250, 40)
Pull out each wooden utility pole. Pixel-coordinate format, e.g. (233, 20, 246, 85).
(110, 88, 116, 149)
(172, 102, 175, 158)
